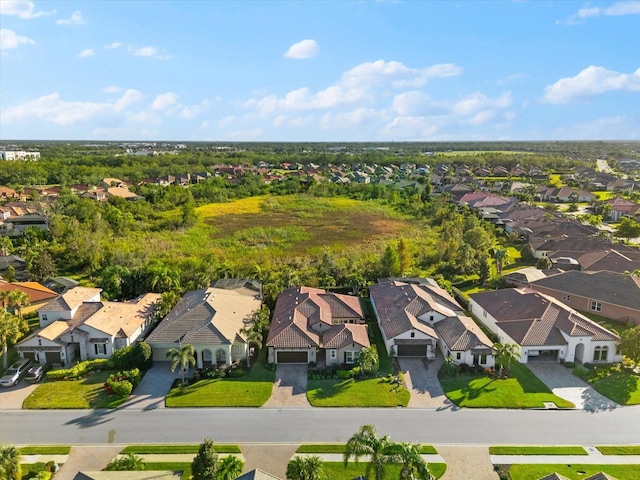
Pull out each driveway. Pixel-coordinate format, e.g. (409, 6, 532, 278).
(262, 364, 311, 408)
(527, 361, 618, 411)
(398, 357, 453, 409)
(118, 361, 180, 410)
(0, 381, 38, 410)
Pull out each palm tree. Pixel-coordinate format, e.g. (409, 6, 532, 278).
(7, 290, 30, 320)
(489, 247, 508, 277)
(286, 455, 324, 480)
(167, 342, 196, 386)
(388, 442, 433, 480)
(0, 309, 26, 370)
(0, 237, 13, 257)
(241, 328, 262, 369)
(492, 342, 521, 378)
(107, 452, 146, 471)
(217, 455, 244, 480)
(0, 444, 22, 480)
(344, 424, 393, 480)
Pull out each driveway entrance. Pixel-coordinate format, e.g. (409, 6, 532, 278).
(398, 356, 452, 409)
(527, 362, 618, 411)
(262, 364, 311, 408)
(119, 361, 180, 410)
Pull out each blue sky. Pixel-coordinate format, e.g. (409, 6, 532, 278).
(1, 0, 639, 141)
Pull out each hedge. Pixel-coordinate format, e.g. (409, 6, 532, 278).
(46, 359, 111, 380)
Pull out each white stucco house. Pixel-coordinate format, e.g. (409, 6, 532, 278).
(369, 279, 494, 367)
(16, 287, 160, 366)
(147, 281, 262, 367)
(469, 288, 621, 364)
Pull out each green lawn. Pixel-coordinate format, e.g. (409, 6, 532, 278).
(597, 445, 640, 455)
(306, 377, 410, 407)
(439, 363, 574, 409)
(144, 462, 191, 480)
(490, 446, 587, 455)
(361, 298, 394, 374)
(296, 444, 437, 454)
(19, 446, 71, 455)
(324, 462, 446, 479)
(122, 444, 240, 454)
(22, 371, 128, 409)
(165, 358, 274, 407)
(574, 365, 640, 405)
(508, 464, 640, 480)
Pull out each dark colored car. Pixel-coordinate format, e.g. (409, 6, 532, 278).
(25, 363, 52, 382)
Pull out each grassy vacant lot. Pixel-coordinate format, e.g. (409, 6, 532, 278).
(597, 445, 640, 455)
(22, 371, 127, 409)
(165, 358, 274, 407)
(439, 363, 574, 409)
(508, 464, 640, 480)
(296, 444, 437, 454)
(490, 446, 587, 455)
(306, 377, 410, 407)
(122, 444, 241, 454)
(324, 462, 447, 479)
(574, 364, 640, 405)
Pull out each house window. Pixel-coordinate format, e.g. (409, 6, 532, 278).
(480, 354, 487, 365)
(429, 315, 434, 321)
(94, 343, 106, 355)
(562, 293, 570, 301)
(410, 331, 415, 338)
(594, 346, 609, 361)
(330, 350, 336, 359)
(42, 314, 48, 322)
(456, 352, 461, 360)
(344, 351, 354, 364)
(235, 345, 242, 354)
(590, 300, 602, 312)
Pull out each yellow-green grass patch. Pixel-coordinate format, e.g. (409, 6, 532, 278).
(596, 446, 640, 455)
(306, 377, 410, 407)
(490, 446, 587, 455)
(508, 464, 640, 480)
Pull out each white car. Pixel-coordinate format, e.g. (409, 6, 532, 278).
(0, 358, 33, 387)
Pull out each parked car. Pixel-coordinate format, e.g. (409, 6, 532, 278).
(0, 358, 33, 387)
(25, 363, 52, 382)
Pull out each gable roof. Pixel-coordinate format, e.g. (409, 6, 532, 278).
(236, 469, 282, 480)
(323, 323, 370, 349)
(84, 293, 161, 337)
(41, 287, 102, 312)
(532, 270, 640, 311)
(0, 280, 58, 304)
(433, 315, 493, 352)
(470, 288, 619, 347)
(147, 287, 261, 346)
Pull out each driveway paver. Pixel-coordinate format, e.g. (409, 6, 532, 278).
(119, 361, 179, 410)
(262, 364, 311, 408)
(241, 444, 298, 479)
(438, 445, 499, 480)
(398, 357, 453, 409)
(54, 445, 123, 480)
(527, 361, 618, 411)
(0, 381, 37, 410)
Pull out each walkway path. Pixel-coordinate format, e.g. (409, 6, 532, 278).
(527, 362, 618, 411)
(53, 445, 123, 480)
(262, 365, 311, 408)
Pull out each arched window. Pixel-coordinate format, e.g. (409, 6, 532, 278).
(600, 346, 608, 361)
(593, 346, 604, 361)
(216, 349, 226, 364)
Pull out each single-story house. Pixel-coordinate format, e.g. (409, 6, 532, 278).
(147, 282, 262, 367)
(469, 288, 621, 364)
(16, 287, 160, 366)
(0, 280, 58, 314)
(266, 286, 368, 365)
(369, 279, 494, 367)
(530, 270, 640, 326)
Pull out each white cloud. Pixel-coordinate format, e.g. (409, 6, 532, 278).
(103, 85, 122, 93)
(0, 28, 35, 49)
(132, 45, 171, 60)
(105, 42, 123, 50)
(284, 39, 319, 59)
(543, 65, 640, 104)
(151, 92, 178, 111)
(452, 91, 512, 115)
(0, 0, 55, 19)
(77, 48, 94, 58)
(57, 10, 84, 25)
(562, 1, 640, 24)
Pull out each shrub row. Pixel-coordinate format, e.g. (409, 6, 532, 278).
(46, 359, 110, 380)
(104, 368, 142, 397)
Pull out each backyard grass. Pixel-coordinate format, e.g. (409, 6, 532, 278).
(596, 445, 640, 455)
(19, 446, 71, 455)
(490, 446, 587, 455)
(507, 464, 640, 480)
(306, 377, 410, 407)
(574, 364, 640, 405)
(578, 311, 632, 335)
(296, 444, 437, 454)
(144, 462, 191, 479)
(361, 298, 394, 374)
(165, 354, 274, 407)
(324, 462, 446, 479)
(439, 363, 574, 409)
(122, 444, 240, 454)
(22, 371, 128, 409)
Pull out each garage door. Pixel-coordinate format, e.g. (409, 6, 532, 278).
(152, 348, 169, 362)
(397, 345, 428, 357)
(45, 352, 61, 364)
(277, 351, 308, 364)
(22, 352, 36, 361)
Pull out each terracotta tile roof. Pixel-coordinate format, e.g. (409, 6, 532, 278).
(323, 323, 370, 349)
(434, 315, 493, 352)
(0, 280, 58, 304)
(470, 288, 619, 347)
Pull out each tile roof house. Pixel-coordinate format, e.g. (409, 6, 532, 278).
(530, 270, 640, 326)
(369, 279, 493, 366)
(266, 287, 368, 365)
(147, 283, 262, 367)
(0, 280, 58, 314)
(16, 287, 160, 366)
(469, 288, 620, 364)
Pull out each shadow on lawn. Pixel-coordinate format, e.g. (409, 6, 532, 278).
(457, 378, 497, 401)
(308, 378, 353, 399)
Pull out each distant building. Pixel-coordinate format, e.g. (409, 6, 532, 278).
(0, 150, 40, 161)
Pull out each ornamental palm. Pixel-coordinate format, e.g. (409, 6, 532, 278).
(0, 309, 26, 370)
(7, 290, 30, 319)
(286, 455, 324, 480)
(0, 444, 22, 480)
(217, 455, 244, 480)
(344, 424, 393, 480)
(388, 442, 433, 480)
(492, 342, 521, 378)
(166, 342, 196, 386)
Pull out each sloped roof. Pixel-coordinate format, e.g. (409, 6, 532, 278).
(323, 323, 370, 349)
(84, 293, 160, 337)
(41, 287, 102, 312)
(531, 270, 640, 311)
(236, 469, 282, 480)
(147, 287, 261, 346)
(38, 320, 70, 341)
(470, 288, 618, 347)
(434, 315, 493, 352)
(0, 280, 58, 304)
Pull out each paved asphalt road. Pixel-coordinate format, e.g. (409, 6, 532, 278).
(1, 406, 639, 446)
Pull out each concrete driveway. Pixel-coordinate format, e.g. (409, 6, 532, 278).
(118, 361, 180, 410)
(398, 357, 453, 409)
(527, 361, 619, 411)
(0, 380, 38, 410)
(262, 364, 311, 408)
